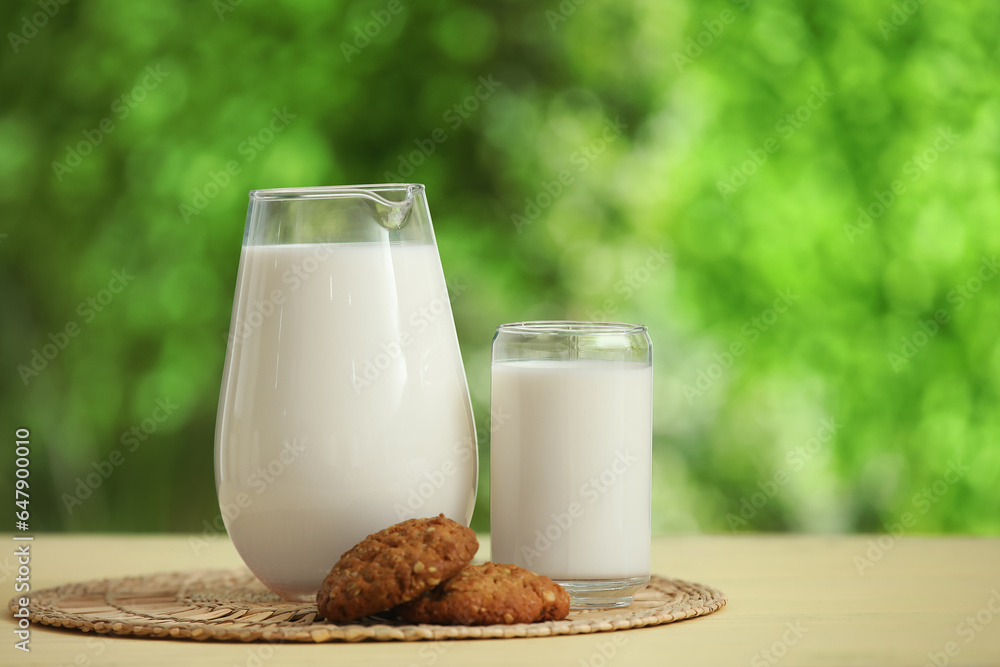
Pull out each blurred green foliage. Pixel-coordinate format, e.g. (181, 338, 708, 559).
(2, 0, 998, 535)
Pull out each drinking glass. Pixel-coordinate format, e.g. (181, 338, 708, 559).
(490, 321, 652, 608)
(215, 184, 477, 601)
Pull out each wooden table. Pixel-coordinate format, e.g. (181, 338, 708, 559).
(3, 534, 999, 666)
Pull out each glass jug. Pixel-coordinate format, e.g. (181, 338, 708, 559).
(215, 184, 477, 601)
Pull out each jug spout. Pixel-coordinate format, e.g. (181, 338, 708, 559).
(369, 183, 417, 230)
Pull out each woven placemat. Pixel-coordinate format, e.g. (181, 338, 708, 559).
(10, 569, 726, 642)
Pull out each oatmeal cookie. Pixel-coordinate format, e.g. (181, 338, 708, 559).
(394, 562, 570, 625)
(316, 514, 478, 622)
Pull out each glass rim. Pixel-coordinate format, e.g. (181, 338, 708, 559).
(496, 320, 647, 335)
(248, 183, 424, 203)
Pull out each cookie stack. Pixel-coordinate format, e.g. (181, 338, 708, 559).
(317, 514, 570, 625)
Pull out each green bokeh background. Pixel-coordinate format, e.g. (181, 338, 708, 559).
(2, 0, 998, 535)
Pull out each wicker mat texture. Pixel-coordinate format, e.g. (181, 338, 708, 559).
(9, 569, 726, 642)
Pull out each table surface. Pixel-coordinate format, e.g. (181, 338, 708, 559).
(2, 534, 999, 666)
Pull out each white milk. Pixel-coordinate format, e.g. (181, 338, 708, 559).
(216, 242, 476, 600)
(490, 359, 651, 579)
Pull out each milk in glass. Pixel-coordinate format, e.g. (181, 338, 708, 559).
(490, 359, 651, 581)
